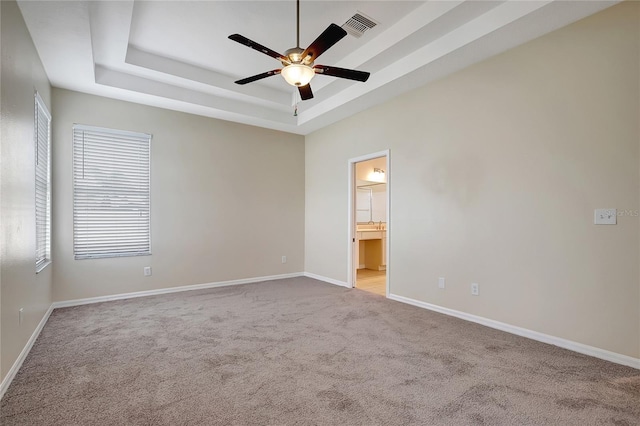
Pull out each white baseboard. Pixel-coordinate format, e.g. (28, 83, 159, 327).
(388, 293, 640, 370)
(4, 276, 636, 403)
(303, 272, 349, 288)
(0, 304, 55, 400)
(52, 272, 305, 309)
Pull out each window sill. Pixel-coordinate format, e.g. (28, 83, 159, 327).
(36, 260, 52, 274)
(74, 252, 151, 260)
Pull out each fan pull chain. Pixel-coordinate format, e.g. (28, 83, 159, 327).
(293, 87, 300, 116)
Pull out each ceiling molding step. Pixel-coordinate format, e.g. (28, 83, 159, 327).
(88, 0, 291, 110)
(309, 0, 465, 94)
(125, 45, 291, 107)
(17, 0, 95, 90)
(95, 66, 299, 131)
(335, 0, 464, 71)
(298, 0, 554, 124)
(88, 0, 134, 65)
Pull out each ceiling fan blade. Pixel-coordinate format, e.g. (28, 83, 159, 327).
(234, 69, 281, 85)
(301, 24, 347, 63)
(228, 34, 288, 62)
(314, 65, 370, 82)
(298, 84, 314, 100)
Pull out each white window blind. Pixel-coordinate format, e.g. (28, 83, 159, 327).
(35, 93, 51, 272)
(73, 124, 151, 259)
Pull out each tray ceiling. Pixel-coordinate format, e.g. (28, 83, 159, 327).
(18, 1, 618, 135)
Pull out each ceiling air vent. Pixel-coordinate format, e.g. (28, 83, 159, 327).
(342, 12, 378, 38)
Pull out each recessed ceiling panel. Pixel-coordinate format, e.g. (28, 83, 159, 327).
(128, 1, 423, 91)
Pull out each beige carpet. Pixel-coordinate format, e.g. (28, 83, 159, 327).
(1, 277, 639, 425)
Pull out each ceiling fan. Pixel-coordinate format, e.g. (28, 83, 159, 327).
(228, 0, 370, 101)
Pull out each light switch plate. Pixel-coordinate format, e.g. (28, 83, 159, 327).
(594, 209, 617, 225)
(438, 277, 445, 289)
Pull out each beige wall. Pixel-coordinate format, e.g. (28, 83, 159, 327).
(52, 89, 305, 301)
(306, 2, 640, 358)
(0, 0, 53, 381)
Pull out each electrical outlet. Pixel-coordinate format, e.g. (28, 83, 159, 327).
(281, 256, 287, 264)
(471, 283, 479, 296)
(438, 277, 445, 289)
(19, 308, 24, 325)
(144, 266, 152, 277)
(594, 208, 617, 225)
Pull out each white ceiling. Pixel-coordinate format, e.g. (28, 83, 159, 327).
(18, 0, 618, 135)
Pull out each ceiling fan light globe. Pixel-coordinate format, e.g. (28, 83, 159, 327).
(281, 64, 315, 87)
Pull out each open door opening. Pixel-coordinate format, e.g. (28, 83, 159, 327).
(348, 151, 389, 297)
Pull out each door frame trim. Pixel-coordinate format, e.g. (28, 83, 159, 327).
(347, 149, 390, 297)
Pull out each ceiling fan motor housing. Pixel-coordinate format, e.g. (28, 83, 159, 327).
(282, 47, 312, 66)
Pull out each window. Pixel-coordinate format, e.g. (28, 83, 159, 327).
(72, 125, 151, 259)
(35, 93, 52, 272)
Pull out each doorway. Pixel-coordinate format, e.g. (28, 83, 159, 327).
(348, 150, 389, 297)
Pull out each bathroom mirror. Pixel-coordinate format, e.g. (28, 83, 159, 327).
(356, 183, 386, 223)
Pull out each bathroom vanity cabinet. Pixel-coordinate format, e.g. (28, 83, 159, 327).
(356, 230, 387, 271)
